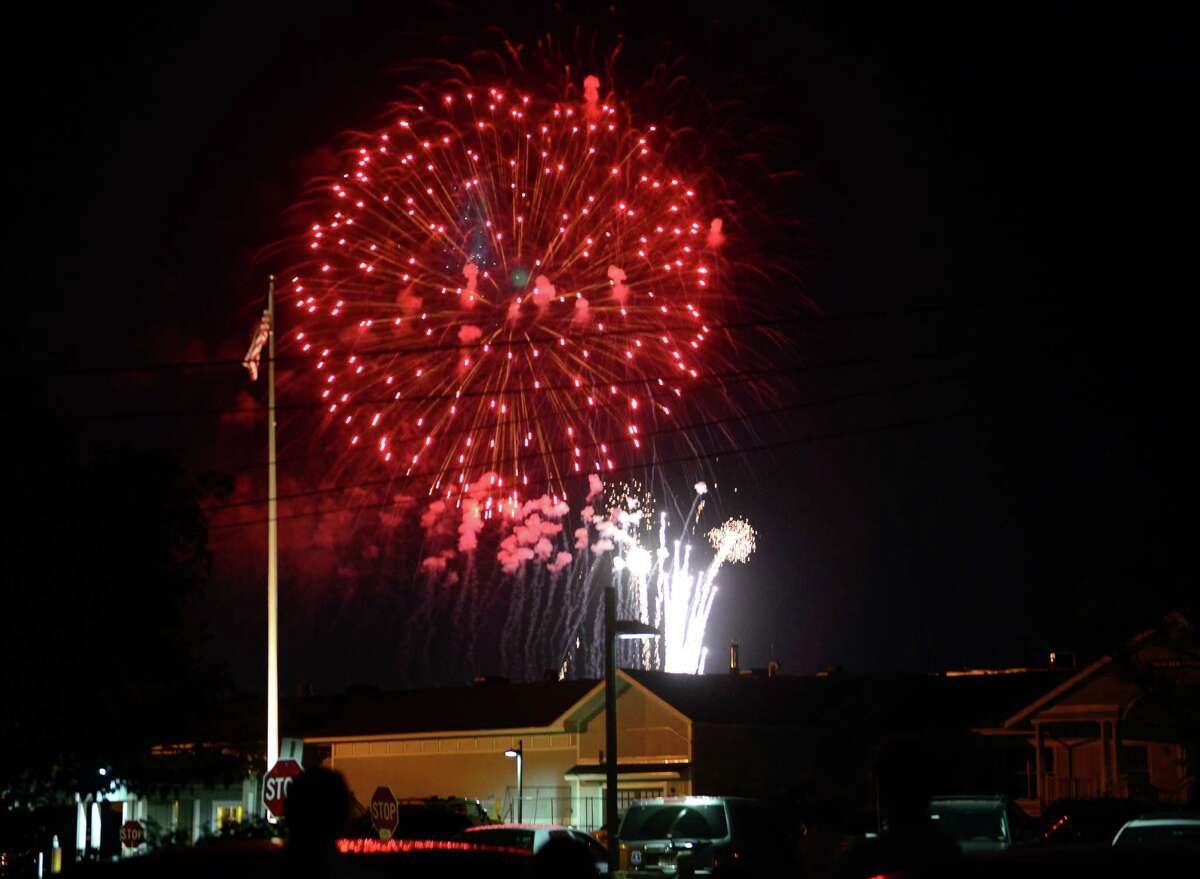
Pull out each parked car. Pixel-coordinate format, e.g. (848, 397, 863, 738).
(1039, 798, 1149, 846)
(1112, 813, 1200, 852)
(458, 823, 609, 873)
(618, 796, 800, 876)
(928, 795, 1036, 854)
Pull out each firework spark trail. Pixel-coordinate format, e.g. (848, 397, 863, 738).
(550, 550, 593, 669)
(597, 479, 755, 674)
(449, 550, 477, 651)
(522, 539, 575, 677)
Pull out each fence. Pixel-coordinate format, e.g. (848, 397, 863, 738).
(500, 787, 666, 832)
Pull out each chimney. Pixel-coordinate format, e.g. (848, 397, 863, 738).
(729, 641, 740, 674)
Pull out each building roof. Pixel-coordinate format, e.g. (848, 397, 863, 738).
(297, 678, 599, 739)
(623, 668, 1073, 732)
(290, 667, 1076, 742)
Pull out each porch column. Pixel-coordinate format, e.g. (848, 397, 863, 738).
(1098, 720, 1109, 796)
(1110, 719, 1120, 796)
(1034, 723, 1044, 806)
(1066, 742, 1074, 798)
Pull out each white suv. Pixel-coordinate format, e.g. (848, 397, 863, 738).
(1112, 815, 1200, 851)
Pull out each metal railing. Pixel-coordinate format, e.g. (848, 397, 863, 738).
(499, 791, 662, 833)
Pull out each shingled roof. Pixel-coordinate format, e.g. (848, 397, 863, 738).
(296, 678, 598, 739)
(281, 666, 1072, 742)
(623, 667, 1073, 731)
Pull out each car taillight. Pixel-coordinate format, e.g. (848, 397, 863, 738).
(712, 848, 740, 870)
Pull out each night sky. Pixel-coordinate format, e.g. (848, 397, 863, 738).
(8, 2, 1195, 694)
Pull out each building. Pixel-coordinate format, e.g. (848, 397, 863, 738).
(82, 612, 1197, 854)
(977, 611, 1199, 814)
(301, 666, 1065, 829)
(305, 615, 1197, 829)
(304, 673, 693, 831)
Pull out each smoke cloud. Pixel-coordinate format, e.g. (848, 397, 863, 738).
(706, 218, 725, 248)
(531, 274, 556, 308)
(462, 261, 479, 306)
(607, 264, 630, 304)
(583, 74, 601, 121)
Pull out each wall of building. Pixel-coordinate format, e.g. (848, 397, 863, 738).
(691, 723, 801, 799)
(576, 685, 690, 761)
(330, 732, 577, 821)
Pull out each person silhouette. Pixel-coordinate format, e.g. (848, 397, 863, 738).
(532, 835, 599, 879)
(283, 767, 353, 878)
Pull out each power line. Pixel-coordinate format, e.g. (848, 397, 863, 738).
(208, 361, 967, 484)
(68, 352, 958, 420)
(205, 372, 967, 516)
(29, 304, 968, 378)
(208, 408, 977, 532)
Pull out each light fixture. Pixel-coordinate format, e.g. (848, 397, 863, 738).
(504, 739, 524, 822)
(615, 620, 659, 640)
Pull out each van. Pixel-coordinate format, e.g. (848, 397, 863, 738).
(618, 796, 800, 876)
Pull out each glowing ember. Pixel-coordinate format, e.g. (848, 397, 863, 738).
(707, 517, 756, 564)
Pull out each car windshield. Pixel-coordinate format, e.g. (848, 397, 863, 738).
(620, 804, 728, 841)
(1115, 823, 1200, 850)
(930, 806, 1005, 842)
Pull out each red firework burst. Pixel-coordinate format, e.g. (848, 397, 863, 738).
(285, 73, 743, 515)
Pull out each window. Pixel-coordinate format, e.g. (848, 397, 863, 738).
(573, 831, 606, 861)
(617, 787, 662, 811)
(1121, 745, 1151, 795)
(213, 804, 243, 832)
(620, 804, 729, 841)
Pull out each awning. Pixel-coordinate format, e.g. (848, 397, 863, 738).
(565, 762, 691, 782)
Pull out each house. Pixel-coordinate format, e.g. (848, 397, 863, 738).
(976, 612, 1199, 814)
(304, 673, 694, 831)
(301, 666, 1065, 829)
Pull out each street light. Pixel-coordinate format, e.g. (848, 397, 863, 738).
(504, 740, 524, 823)
(605, 582, 661, 875)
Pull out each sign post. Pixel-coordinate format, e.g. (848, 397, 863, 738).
(119, 821, 144, 850)
(263, 759, 303, 819)
(369, 786, 399, 840)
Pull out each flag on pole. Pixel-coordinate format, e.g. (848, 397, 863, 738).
(243, 309, 271, 381)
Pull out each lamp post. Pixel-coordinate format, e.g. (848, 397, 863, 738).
(504, 740, 524, 823)
(605, 582, 660, 875)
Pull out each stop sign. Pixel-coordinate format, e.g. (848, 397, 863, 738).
(369, 786, 399, 840)
(263, 759, 303, 818)
(119, 820, 144, 849)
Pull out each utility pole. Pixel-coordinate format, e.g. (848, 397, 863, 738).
(266, 275, 279, 783)
(605, 581, 618, 874)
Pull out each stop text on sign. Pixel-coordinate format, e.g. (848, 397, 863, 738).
(369, 785, 399, 840)
(264, 776, 294, 801)
(371, 799, 397, 824)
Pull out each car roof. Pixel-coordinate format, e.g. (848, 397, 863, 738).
(1120, 817, 1200, 828)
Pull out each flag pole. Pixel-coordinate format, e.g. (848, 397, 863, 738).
(266, 275, 279, 784)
